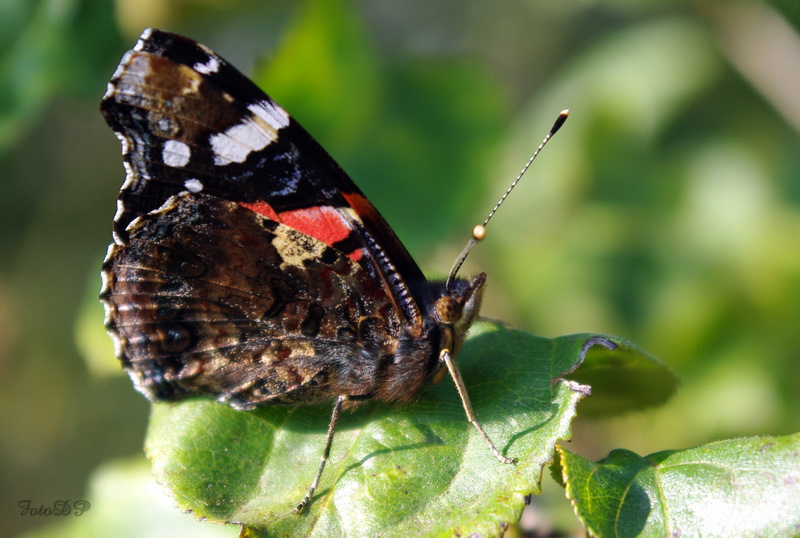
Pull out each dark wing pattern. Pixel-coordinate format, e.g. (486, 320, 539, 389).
(100, 29, 435, 407)
(101, 28, 427, 325)
(103, 192, 404, 408)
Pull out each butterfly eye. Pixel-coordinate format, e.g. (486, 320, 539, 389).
(435, 295, 463, 325)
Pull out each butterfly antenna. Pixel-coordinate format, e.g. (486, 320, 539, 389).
(446, 109, 569, 290)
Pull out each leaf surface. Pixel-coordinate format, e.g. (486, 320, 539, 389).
(145, 324, 669, 536)
(558, 433, 800, 537)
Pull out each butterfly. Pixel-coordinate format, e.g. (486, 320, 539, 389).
(100, 28, 566, 512)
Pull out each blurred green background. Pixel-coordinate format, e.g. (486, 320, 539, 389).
(2, 0, 799, 535)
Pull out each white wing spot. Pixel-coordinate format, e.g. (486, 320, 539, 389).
(134, 28, 153, 51)
(184, 178, 204, 193)
(162, 140, 191, 167)
(114, 132, 130, 156)
(248, 100, 290, 130)
(194, 55, 220, 75)
(208, 100, 291, 165)
(108, 50, 134, 86)
(104, 81, 116, 99)
(210, 123, 268, 165)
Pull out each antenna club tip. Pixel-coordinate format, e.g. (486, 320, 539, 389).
(472, 224, 487, 241)
(551, 109, 569, 135)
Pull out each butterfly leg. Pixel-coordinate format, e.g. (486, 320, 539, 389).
(295, 394, 346, 513)
(439, 348, 517, 465)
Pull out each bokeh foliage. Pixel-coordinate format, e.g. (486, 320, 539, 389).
(2, 0, 799, 536)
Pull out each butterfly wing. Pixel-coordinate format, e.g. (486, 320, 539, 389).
(103, 191, 406, 408)
(100, 29, 434, 407)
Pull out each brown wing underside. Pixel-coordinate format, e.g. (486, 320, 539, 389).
(101, 192, 403, 409)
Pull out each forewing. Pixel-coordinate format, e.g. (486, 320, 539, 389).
(100, 28, 425, 329)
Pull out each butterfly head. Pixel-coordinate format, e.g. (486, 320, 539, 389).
(436, 272, 486, 332)
(429, 272, 486, 384)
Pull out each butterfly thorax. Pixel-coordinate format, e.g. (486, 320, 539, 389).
(372, 273, 486, 403)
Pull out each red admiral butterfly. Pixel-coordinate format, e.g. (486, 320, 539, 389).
(100, 28, 567, 512)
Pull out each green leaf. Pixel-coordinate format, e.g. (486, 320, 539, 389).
(563, 334, 677, 416)
(143, 325, 664, 536)
(557, 433, 800, 537)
